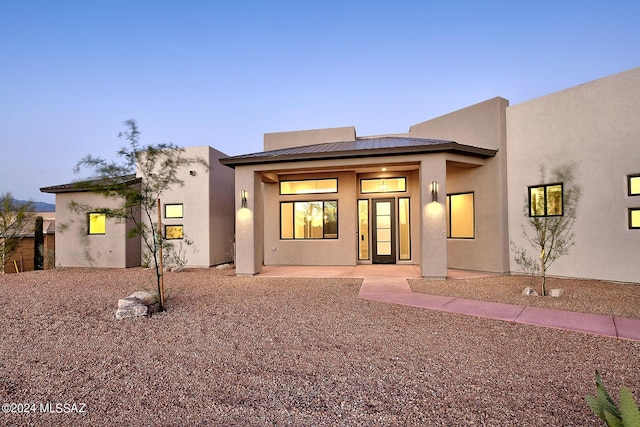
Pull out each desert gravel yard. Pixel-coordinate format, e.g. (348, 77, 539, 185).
(1, 268, 639, 426)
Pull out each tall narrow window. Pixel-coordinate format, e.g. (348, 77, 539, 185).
(398, 198, 411, 259)
(358, 200, 369, 260)
(629, 175, 640, 196)
(529, 183, 563, 217)
(446, 193, 474, 239)
(88, 213, 106, 235)
(280, 201, 338, 239)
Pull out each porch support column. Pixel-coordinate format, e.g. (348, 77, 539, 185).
(419, 155, 447, 279)
(235, 166, 263, 276)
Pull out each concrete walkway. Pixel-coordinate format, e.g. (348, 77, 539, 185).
(259, 265, 640, 342)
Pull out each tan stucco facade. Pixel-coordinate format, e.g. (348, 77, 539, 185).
(43, 146, 235, 269)
(507, 67, 640, 283)
(225, 67, 640, 283)
(53, 191, 142, 268)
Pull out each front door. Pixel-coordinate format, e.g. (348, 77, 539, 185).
(372, 198, 396, 264)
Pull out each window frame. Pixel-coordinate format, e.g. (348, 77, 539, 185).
(164, 224, 184, 240)
(629, 208, 640, 229)
(164, 203, 184, 218)
(280, 200, 339, 240)
(279, 178, 338, 195)
(360, 177, 407, 194)
(398, 197, 411, 260)
(628, 174, 640, 196)
(87, 212, 106, 235)
(528, 183, 564, 217)
(446, 192, 475, 239)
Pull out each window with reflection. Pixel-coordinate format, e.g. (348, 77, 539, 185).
(529, 183, 563, 217)
(280, 201, 338, 239)
(446, 193, 474, 239)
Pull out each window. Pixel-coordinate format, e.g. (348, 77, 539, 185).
(630, 208, 640, 229)
(358, 200, 369, 260)
(529, 183, 563, 217)
(165, 225, 184, 240)
(398, 198, 411, 260)
(165, 203, 184, 218)
(280, 201, 338, 239)
(88, 213, 106, 235)
(360, 178, 406, 194)
(629, 175, 640, 196)
(446, 193, 474, 239)
(280, 179, 337, 195)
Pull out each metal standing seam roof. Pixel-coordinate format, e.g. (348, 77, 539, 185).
(40, 174, 141, 194)
(219, 137, 498, 167)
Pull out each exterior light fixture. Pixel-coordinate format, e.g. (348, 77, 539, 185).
(241, 190, 248, 208)
(431, 181, 438, 202)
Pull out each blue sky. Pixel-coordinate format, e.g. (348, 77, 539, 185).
(2, 1, 639, 203)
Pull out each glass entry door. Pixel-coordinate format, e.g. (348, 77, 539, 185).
(372, 198, 396, 264)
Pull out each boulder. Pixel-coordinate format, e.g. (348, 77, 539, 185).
(216, 263, 232, 270)
(117, 297, 143, 308)
(522, 287, 539, 296)
(115, 304, 148, 319)
(128, 290, 158, 305)
(549, 288, 564, 298)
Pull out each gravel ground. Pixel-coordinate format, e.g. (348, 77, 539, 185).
(1, 267, 638, 426)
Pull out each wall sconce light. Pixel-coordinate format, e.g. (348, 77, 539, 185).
(431, 181, 438, 202)
(241, 190, 248, 208)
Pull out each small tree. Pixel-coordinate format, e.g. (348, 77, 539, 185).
(72, 120, 207, 310)
(511, 164, 581, 296)
(0, 193, 35, 274)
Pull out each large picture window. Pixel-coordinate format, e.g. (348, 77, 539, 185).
(280, 201, 338, 239)
(280, 179, 337, 195)
(446, 193, 474, 239)
(529, 183, 563, 217)
(88, 213, 106, 235)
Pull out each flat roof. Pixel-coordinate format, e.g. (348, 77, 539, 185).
(219, 137, 497, 168)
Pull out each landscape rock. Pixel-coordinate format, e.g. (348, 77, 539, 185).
(171, 266, 186, 273)
(522, 287, 539, 296)
(117, 297, 143, 308)
(128, 290, 158, 305)
(216, 263, 232, 270)
(549, 289, 564, 298)
(115, 303, 148, 319)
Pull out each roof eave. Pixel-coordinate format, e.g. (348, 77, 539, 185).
(219, 143, 497, 168)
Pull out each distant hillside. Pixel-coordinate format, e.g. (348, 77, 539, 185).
(13, 199, 55, 212)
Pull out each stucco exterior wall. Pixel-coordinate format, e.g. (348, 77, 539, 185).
(156, 146, 235, 267)
(507, 67, 640, 283)
(264, 126, 356, 151)
(409, 97, 510, 273)
(54, 192, 141, 268)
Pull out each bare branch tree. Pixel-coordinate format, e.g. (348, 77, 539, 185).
(511, 164, 581, 296)
(71, 120, 207, 310)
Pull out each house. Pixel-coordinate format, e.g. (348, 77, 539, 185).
(220, 67, 640, 283)
(41, 146, 235, 268)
